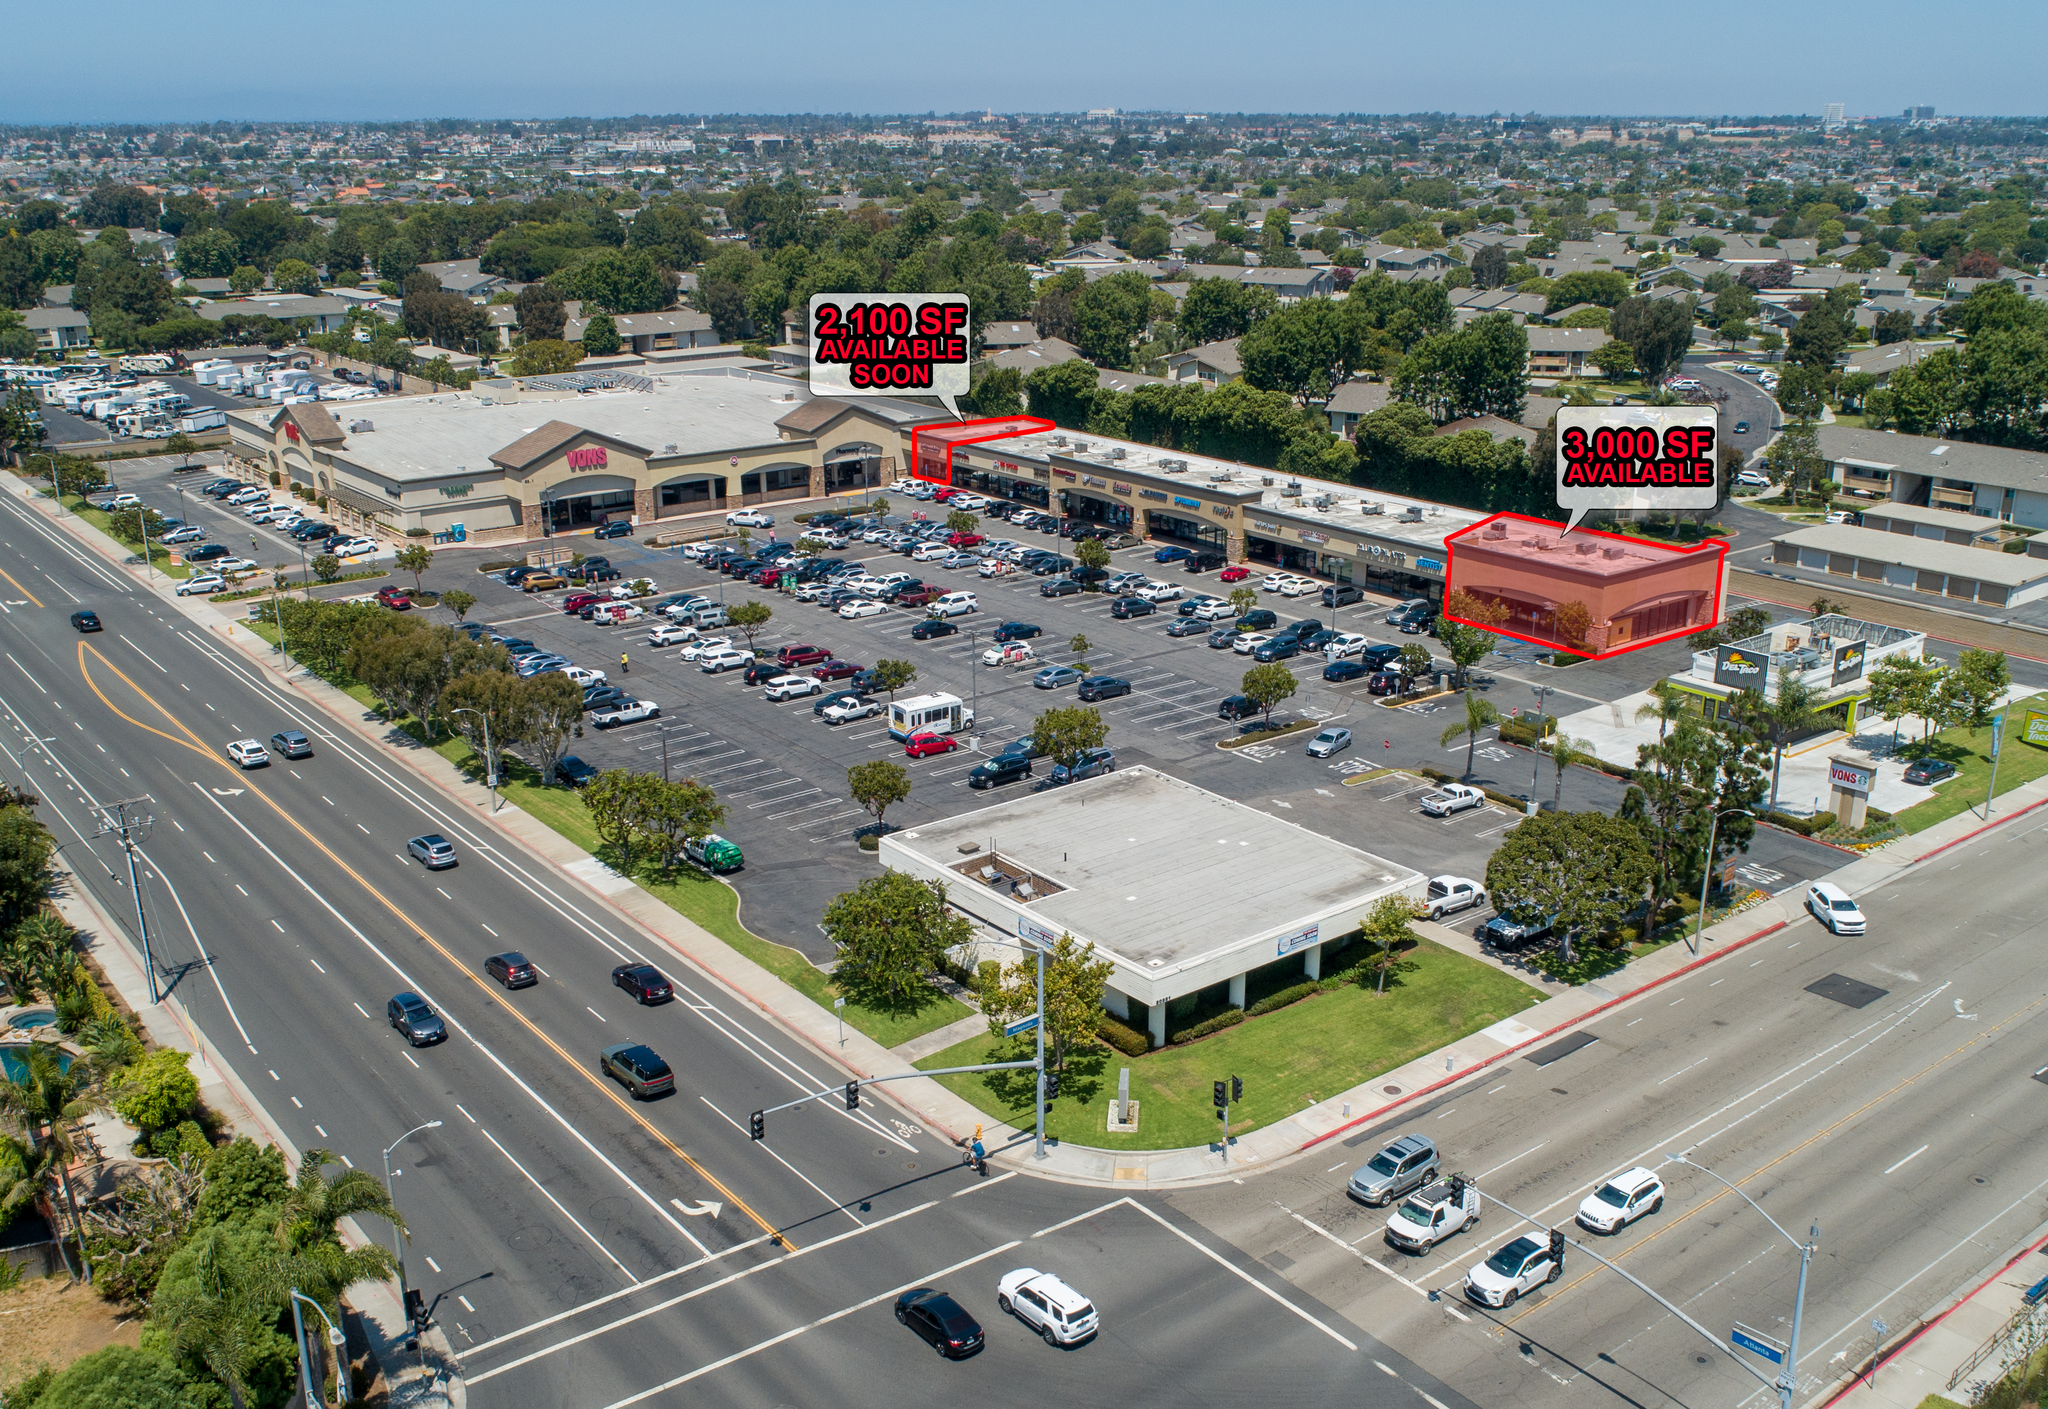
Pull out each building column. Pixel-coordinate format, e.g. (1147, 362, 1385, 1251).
(1228, 973, 1246, 1009)
(1227, 523, 1245, 562)
(633, 488, 655, 524)
(1147, 999, 1167, 1050)
(808, 462, 827, 499)
(1303, 944, 1323, 981)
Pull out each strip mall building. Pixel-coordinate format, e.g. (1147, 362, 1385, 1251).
(223, 373, 1477, 593)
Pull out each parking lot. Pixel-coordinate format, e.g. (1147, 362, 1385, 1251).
(94, 451, 398, 575)
(407, 511, 1839, 961)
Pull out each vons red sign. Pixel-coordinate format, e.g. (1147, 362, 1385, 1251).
(566, 446, 608, 469)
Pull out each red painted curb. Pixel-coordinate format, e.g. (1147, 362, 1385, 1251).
(1817, 1225, 2048, 1407)
(1908, 795, 2048, 864)
(1300, 918, 1790, 1152)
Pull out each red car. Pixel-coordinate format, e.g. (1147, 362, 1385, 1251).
(562, 592, 604, 614)
(946, 531, 984, 548)
(750, 566, 783, 587)
(376, 587, 413, 610)
(812, 659, 860, 681)
(930, 486, 956, 502)
(1218, 565, 1251, 583)
(904, 731, 958, 758)
(778, 643, 830, 667)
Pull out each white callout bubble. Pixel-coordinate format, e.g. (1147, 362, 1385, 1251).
(1562, 506, 1593, 537)
(937, 393, 964, 420)
(1555, 406, 1721, 536)
(808, 292, 971, 404)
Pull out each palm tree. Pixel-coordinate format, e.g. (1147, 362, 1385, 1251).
(151, 1225, 261, 1409)
(0, 1041, 105, 1282)
(1743, 676, 1824, 815)
(1634, 679, 1691, 749)
(1549, 732, 1596, 812)
(1440, 691, 1503, 780)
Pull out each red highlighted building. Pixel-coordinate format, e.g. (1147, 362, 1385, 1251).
(911, 417, 1055, 484)
(1441, 513, 1729, 659)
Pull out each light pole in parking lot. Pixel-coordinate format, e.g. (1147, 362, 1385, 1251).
(1663, 1154, 1817, 1409)
(965, 629, 981, 741)
(1694, 807, 1759, 955)
(383, 1121, 443, 1301)
(1527, 683, 1553, 798)
(450, 707, 500, 811)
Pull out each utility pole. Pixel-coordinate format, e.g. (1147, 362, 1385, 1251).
(1529, 682, 1553, 799)
(1033, 937, 1046, 1160)
(1986, 712, 2005, 818)
(94, 799, 159, 1004)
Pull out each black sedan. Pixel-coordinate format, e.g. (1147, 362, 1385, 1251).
(612, 964, 673, 1004)
(1039, 578, 1081, 598)
(1078, 676, 1132, 702)
(910, 619, 957, 640)
(968, 754, 1033, 789)
(1108, 597, 1155, 619)
(70, 610, 102, 633)
(1324, 659, 1370, 683)
(896, 1288, 984, 1359)
(1903, 757, 1958, 785)
(992, 621, 1041, 642)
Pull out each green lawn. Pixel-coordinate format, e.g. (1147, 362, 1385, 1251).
(57, 496, 192, 577)
(1892, 695, 2048, 834)
(252, 660, 973, 1049)
(916, 939, 1544, 1151)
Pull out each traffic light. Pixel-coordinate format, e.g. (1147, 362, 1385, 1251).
(1548, 1228, 1565, 1265)
(404, 1288, 428, 1333)
(749, 1109, 765, 1141)
(1044, 1070, 1061, 1100)
(1451, 1173, 1467, 1203)
(1231, 1075, 1243, 1104)
(844, 1081, 860, 1111)
(1213, 1080, 1228, 1109)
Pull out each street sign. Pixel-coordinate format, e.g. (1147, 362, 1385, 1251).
(1003, 1014, 1040, 1037)
(1732, 1323, 1787, 1365)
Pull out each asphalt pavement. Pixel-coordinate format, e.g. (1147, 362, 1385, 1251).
(0, 477, 1480, 1409)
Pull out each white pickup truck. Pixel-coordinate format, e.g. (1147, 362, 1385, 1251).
(1419, 782, 1485, 817)
(1384, 1175, 1482, 1253)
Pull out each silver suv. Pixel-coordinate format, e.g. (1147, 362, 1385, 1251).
(1348, 1133, 1441, 1206)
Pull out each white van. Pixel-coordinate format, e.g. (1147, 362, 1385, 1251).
(927, 590, 979, 618)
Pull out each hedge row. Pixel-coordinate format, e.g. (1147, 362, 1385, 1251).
(1097, 1015, 1151, 1056)
(1169, 1008, 1245, 1044)
(1246, 981, 1318, 1017)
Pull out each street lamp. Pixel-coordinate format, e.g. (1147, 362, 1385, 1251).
(29, 452, 64, 515)
(965, 629, 981, 744)
(288, 1288, 351, 1405)
(450, 708, 499, 812)
(974, 932, 1048, 1160)
(382, 1121, 442, 1300)
(1528, 683, 1554, 799)
(1695, 807, 1759, 955)
(1664, 1153, 1818, 1409)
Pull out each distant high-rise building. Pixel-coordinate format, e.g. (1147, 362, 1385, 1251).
(1905, 105, 1936, 120)
(1823, 103, 1845, 128)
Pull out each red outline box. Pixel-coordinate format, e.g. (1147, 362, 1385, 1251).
(1440, 512, 1729, 660)
(910, 417, 1054, 486)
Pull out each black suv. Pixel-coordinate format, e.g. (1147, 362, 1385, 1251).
(1078, 676, 1131, 702)
(968, 754, 1032, 789)
(612, 964, 673, 1004)
(896, 1289, 984, 1359)
(1235, 609, 1277, 630)
(1359, 644, 1405, 670)
(1217, 695, 1260, 721)
(1184, 551, 1227, 573)
(556, 755, 600, 787)
(386, 992, 446, 1046)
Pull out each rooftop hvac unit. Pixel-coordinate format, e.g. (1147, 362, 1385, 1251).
(1400, 506, 1425, 521)
(1072, 441, 1090, 453)
(1108, 446, 1126, 460)
(664, 443, 678, 453)
(1360, 502, 1384, 514)
(349, 420, 375, 433)
(1209, 471, 1232, 482)
(1284, 480, 1303, 495)
(1261, 476, 1274, 487)
(1311, 495, 1332, 510)
(1052, 434, 1068, 447)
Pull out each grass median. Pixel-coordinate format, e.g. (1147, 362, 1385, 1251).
(232, 641, 973, 1050)
(916, 938, 1543, 1152)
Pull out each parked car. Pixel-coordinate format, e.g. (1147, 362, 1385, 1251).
(1324, 660, 1369, 683)
(1048, 747, 1115, 785)
(1902, 757, 1957, 785)
(591, 699, 659, 728)
(699, 646, 751, 673)
(812, 659, 861, 681)
(1039, 578, 1081, 598)
(1479, 910, 1554, 951)
(375, 586, 412, 610)
(1348, 1133, 1441, 1207)
(1423, 875, 1485, 921)
(1322, 583, 1366, 607)
(611, 964, 673, 1004)
(684, 834, 743, 872)
(386, 992, 446, 1047)
(726, 509, 774, 528)
(1154, 544, 1196, 564)
(485, 952, 538, 989)
(1236, 609, 1277, 631)
(1076, 676, 1129, 702)
(1109, 596, 1155, 619)
(1252, 638, 1301, 663)
(1420, 784, 1485, 817)
(910, 619, 958, 640)
(1305, 726, 1352, 758)
(821, 696, 883, 725)
(600, 1043, 674, 1099)
(992, 621, 1041, 642)
(968, 754, 1032, 789)
(764, 673, 821, 702)
(1033, 665, 1084, 690)
(904, 731, 958, 759)
(406, 834, 458, 868)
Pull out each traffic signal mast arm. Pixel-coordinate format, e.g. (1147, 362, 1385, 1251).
(749, 1058, 1040, 1138)
(1477, 1190, 1778, 1396)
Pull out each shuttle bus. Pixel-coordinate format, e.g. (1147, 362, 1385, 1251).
(888, 692, 976, 741)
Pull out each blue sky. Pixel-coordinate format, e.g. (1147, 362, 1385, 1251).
(5, 0, 2039, 125)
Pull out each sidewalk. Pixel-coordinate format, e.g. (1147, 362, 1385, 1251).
(20, 465, 2048, 1199)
